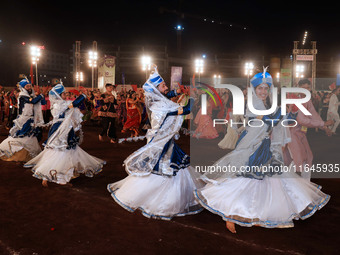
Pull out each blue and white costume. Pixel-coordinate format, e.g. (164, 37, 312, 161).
(24, 84, 105, 185)
(107, 67, 203, 220)
(194, 71, 330, 228)
(0, 79, 45, 161)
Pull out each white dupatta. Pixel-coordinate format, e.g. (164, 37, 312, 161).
(9, 87, 45, 137)
(44, 88, 84, 150)
(123, 81, 183, 176)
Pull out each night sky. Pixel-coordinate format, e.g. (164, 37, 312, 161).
(1, 0, 339, 56)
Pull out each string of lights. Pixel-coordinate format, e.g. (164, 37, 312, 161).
(159, 7, 248, 30)
(302, 31, 308, 45)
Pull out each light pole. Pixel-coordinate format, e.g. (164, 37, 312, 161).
(174, 25, 184, 52)
(276, 72, 280, 86)
(213, 74, 221, 85)
(141, 55, 151, 80)
(296, 64, 305, 79)
(76, 71, 84, 86)
(195, 58, 204, 82)
(244, 62, 254, 87)
(88, 51, 98, 90)
(30, 46, 41, 86)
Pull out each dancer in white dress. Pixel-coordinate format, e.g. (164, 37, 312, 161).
(194, 70, 330, 233)
(24, 84, 106, 187)
(107, 66, 203, 220)
(0, 78, 45, 162)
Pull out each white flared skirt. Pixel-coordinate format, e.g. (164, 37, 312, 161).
(24, 146, 106, 184)
(195, 172, 330, 228)
(107, 167, 203, 220)
(0, 136, 41, 161)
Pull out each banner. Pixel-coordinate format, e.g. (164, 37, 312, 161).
(280, 68, 292, 87)
(170, 66, 183, 90)
(296, 55, 314, 61)
(336, 74, 340, 86)
(98, 55, 116, 91)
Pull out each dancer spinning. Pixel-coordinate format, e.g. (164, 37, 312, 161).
(24, 84, 106, 187)
(194, 70, 330, 233)
(0, 78, 46, 162)
(108, 65, 202, 220)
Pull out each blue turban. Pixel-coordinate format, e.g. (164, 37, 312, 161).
(49, 84, 65, 97)
(148, 75, 164, 87)
(145, 67, 164, 87)
(19, 79, 31, 88)
(143, 66, 165, 92)
(250, 72, 273, 88)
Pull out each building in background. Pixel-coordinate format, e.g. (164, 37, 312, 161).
(8, 43, 70, 86)
(1, 41, 339, 91)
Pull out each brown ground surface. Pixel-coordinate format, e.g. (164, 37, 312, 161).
(0, 123, 339, 255)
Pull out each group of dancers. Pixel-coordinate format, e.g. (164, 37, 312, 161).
(0, 79, 105, 186)
(0, 66, 330, 233)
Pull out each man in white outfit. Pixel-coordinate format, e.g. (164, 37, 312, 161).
(327, 87, 340, 134)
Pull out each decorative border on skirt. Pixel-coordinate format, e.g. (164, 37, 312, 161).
(194, 189, 330, 228)
(26, 162, 106, 184)
(107, 185, 203, 221)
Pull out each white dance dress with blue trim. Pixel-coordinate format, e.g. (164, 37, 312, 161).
(24, 86, 105, 184)
(0, 86, 45, 161)
(107, 69, 203, 220)
(195, 73, 330, 228)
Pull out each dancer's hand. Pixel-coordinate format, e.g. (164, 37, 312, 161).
(324, 120, 334, 127)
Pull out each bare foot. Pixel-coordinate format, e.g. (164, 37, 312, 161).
(110, 139, 117, 144)
(98, 135, 104, 141)
(42, 180, 48, 187)
(226, 221, 236, 233)
(61, 182, 73, 187)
